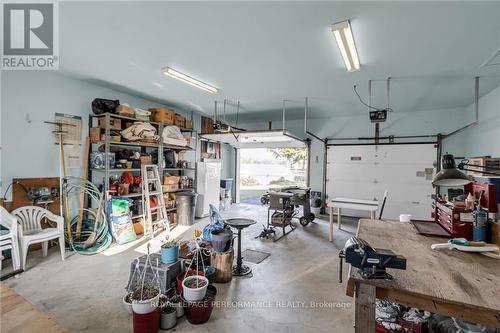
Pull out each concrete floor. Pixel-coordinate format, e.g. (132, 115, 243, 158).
(3, 204, 359, 332)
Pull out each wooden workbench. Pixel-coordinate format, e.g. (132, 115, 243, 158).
(1, 283, 67, 333)
(346, 219, 500, 332)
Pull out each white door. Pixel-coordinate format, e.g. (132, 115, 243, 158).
(327, 144, 436, 220)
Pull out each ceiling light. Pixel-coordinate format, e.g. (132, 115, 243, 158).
(331, 20, 360, 72)
(161, 67, 218, 93)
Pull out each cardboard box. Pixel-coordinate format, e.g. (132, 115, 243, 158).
(90, 127, 101, 142)
(163, 175, 181, 185)
(467, 157, 500, 176)
(185, 119, 193, 129)
(163, 184, 179, 192)
(100, 134, 121, 142)
(116, 104, 135, 117)
(174, 114, 185, 128)
(140, 155, 153, 165)
(149, 107, 175, 125)
(98, 118, 122, 130)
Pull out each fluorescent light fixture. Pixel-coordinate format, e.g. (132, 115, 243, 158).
(161, 67, 218, 93)
(331, 20, 360, 72)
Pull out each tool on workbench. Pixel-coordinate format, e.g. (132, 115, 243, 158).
(431, 238, 499, 252)
(338, 237, 407, 282)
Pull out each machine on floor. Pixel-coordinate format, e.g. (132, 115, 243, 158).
(260, 186, 316, 226)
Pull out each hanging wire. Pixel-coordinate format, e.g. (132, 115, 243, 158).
(354, 85, 394, 112)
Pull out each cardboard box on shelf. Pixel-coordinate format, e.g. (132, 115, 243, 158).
(466, 157, 500, 176)
(116, 104, 136, 117)
(174, 114, 185, 128)
(101, 134, 121, 142)
(90, 127, 101, 142)
(163, 175, 181, 185)
(140, 155, 153, 165)
(98, 117, 122, 130)
(149, 107, 175, 125)
(163, 184, 179, 192)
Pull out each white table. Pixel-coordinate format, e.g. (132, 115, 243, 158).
(327, 197, 379, 242)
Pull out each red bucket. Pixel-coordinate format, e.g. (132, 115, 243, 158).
(176, 269, 204, 294)
(185, 285, 217, 325)
(133, 308, 160, 333)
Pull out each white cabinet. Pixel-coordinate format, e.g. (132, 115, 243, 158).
(195, 161, 221, 218)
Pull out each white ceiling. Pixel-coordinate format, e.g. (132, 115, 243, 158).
(60, 1, 500, 119)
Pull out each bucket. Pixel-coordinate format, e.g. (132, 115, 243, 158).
(210, 229, 233, 252)
(160, 244, 179, 265)
(176, 269, 203, 295)
(185, 285, 217, 325)
(160, 309, 177, 330)
(131, 293, 160, 314)
(182, 275, 209, 302)
(133, 307, 160, 333)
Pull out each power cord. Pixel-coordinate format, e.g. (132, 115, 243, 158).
(353, 85, 394, 112)
(2, 181, 29, 201)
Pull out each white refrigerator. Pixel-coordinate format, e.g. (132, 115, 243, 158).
(195, 160, 222, 218)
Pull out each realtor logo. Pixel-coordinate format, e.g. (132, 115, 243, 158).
(1, 1, 59, 70)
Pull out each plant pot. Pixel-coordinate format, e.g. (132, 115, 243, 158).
(160, 308, 177, 330)
(161, 244, 179, 264)
(210, 229, 233, 252)
(182, 275, 209, 302)
(174, 301, 185, 318)
(133, 307, 160, 333)
(185, 285, 217, 325)
(204, 266, 216, 284)
(123, 293, 133, 314)
(176, 269, 203, 295)
(131, 292, 160, 314)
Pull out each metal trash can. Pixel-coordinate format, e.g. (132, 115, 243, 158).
(176, 192, 198, 226)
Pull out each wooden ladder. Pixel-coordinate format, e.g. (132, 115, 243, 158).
(141, 164, 170, 238)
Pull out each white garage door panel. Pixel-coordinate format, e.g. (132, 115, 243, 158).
(327, 144, 436, 220)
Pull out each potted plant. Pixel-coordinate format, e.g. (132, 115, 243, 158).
(186, 285, 218, 325)
(161, 236, 179, 265)
(182, 275, 209, 302)
(130, 283, 160, 314)
(129, 244, 161, 314)
(160, 302, 177, 330)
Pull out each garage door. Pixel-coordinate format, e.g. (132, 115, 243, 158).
(326, 144, 437, 220)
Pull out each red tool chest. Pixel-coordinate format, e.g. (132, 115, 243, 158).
(432, 182, 498, 240)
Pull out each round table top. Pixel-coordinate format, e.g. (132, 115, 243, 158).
(225, 218, 256, 229)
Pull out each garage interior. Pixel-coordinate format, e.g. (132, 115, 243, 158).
(1, 1, 500, 333)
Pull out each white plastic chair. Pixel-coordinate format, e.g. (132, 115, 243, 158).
(0, 207, 21, 271)
(12, 206, 65, 270)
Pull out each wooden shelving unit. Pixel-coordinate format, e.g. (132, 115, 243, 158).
(87, 112, 198, 223)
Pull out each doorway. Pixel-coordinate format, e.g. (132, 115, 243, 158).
(239, 147, 308, 205)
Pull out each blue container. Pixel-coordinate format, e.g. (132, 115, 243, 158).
(161, 244, 179, 264)
(473, 226, 487, 242)
(204, 266, 216, 284)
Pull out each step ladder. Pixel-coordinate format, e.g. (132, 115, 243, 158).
(141, 165, 170, 238)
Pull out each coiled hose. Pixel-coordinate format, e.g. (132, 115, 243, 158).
(63, 177, 112, 254)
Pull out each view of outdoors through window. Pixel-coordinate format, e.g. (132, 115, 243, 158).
(240, 147, 308, 204)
